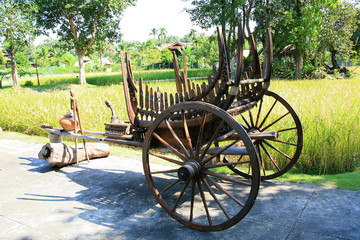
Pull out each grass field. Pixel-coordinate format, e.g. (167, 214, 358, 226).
(0, 69, 359, 176)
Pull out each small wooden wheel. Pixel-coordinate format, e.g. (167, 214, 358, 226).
(229, 91, 303, 180)
(142, 102, 260, 231)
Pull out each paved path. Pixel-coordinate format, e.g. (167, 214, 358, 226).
(0, 139, 359, 240)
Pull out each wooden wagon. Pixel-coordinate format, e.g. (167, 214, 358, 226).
(42, 24, 303, 231)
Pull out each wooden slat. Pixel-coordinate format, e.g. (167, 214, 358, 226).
(179, 92, 184, 103)
(215, 81, 220, 95)
(175, 92, 180, 104)
(201, 82, 208, 102)
(190, 89, 196, 98)
(196, 84, 201, 97)
(145, 85, 149, 110)
(208, 76, 215, 99)
(160, 92, 165, 112)
(150, 87, 154, 120)
(170, 93, 174, 106)
(165, 92, 169, 109)
(139, 78, 144, 120)
(154, 90, 159, 113)
(184, 91, 189, 101)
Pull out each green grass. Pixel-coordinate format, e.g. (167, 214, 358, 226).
(0, 71, 359, 175)
(1, 131, 358, 191)
(277, 171, 360, 191)
(18, 68, 212, 86)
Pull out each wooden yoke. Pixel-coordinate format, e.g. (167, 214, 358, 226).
(120, 51, 139, 126)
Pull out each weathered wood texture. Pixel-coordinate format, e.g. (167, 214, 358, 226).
(38, 143, 110, 167)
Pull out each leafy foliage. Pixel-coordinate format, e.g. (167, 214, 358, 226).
(34, 0, 136, 84)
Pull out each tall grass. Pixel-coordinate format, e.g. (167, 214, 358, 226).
(269, 78, 360, 174)
(0, 76, 359, 174)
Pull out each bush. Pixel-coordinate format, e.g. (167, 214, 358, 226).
(345, 71, 352, 78)
(312, 68, 327, 79)
(24, 80, 34, 86)
(302, 64, 317, 78)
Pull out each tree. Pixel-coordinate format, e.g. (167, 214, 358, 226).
(318, 1, 357, 69)
(0, 0, 37, 89)
(185, 0, 245, 58)
(158, 27, 168, 44)
(35, 0, 136, 84)
(150, 28, 158, 41)
(270, 0, 329, 79)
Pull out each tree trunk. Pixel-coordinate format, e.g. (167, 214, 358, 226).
(10, 44, 20, 89)
(99, 51, 103, 66)
(77, 51, 87, 84)
(330, 46, 339, 69)
(294, 50, 304, 79)
(38, 142, 110, 167)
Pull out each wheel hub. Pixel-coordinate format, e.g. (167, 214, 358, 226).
(177, 160, 202, 181)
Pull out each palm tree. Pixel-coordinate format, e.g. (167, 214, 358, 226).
(158, 27, 167, 44)
(150, 28, 158, 41)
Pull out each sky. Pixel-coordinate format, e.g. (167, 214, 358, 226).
(119, 0, 215, 42)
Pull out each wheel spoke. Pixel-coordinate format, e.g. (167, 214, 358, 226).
(260, 142, 281, 171)
(248, 108, 255, 128)
(257, 143, 266, 176)
(258, 99, 278, 129)
(197, 179, 212, 225)
(204, 175, 245, 207)
(240, 113, 251, 130)
(150, 169, 178, 175)
(261, 111, 290, 132)
(165, 119, 190, 158)
(269, 138, 297, 147)
(277, 127, 297, 133)
(255, 98, 263, 127)
(172, 180, 190, 212)
(149, 152, 184, 166)
(263, 139, 292, 160)
(153, 132, 187, 162)
(199, 120, 225, 162)
(204, 170, 251, 186)
(201, 139, 241, 165)
(190, 179, 196, 222)
(159, 179, 180, 195)
(195, 112, 208, 159)
(183, 112, 194, 159)
(201, 178, 230, 220)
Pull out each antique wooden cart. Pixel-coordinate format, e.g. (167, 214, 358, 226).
(42, 24, 303, 231)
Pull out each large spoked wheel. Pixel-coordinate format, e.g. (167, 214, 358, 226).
(142, 102, 260, 231)
(230, 91, 303, 180)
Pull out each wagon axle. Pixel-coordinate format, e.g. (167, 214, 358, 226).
(177, 160, 202, 181)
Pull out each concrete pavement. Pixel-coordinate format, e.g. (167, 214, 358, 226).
(0, 138, 359, 240)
